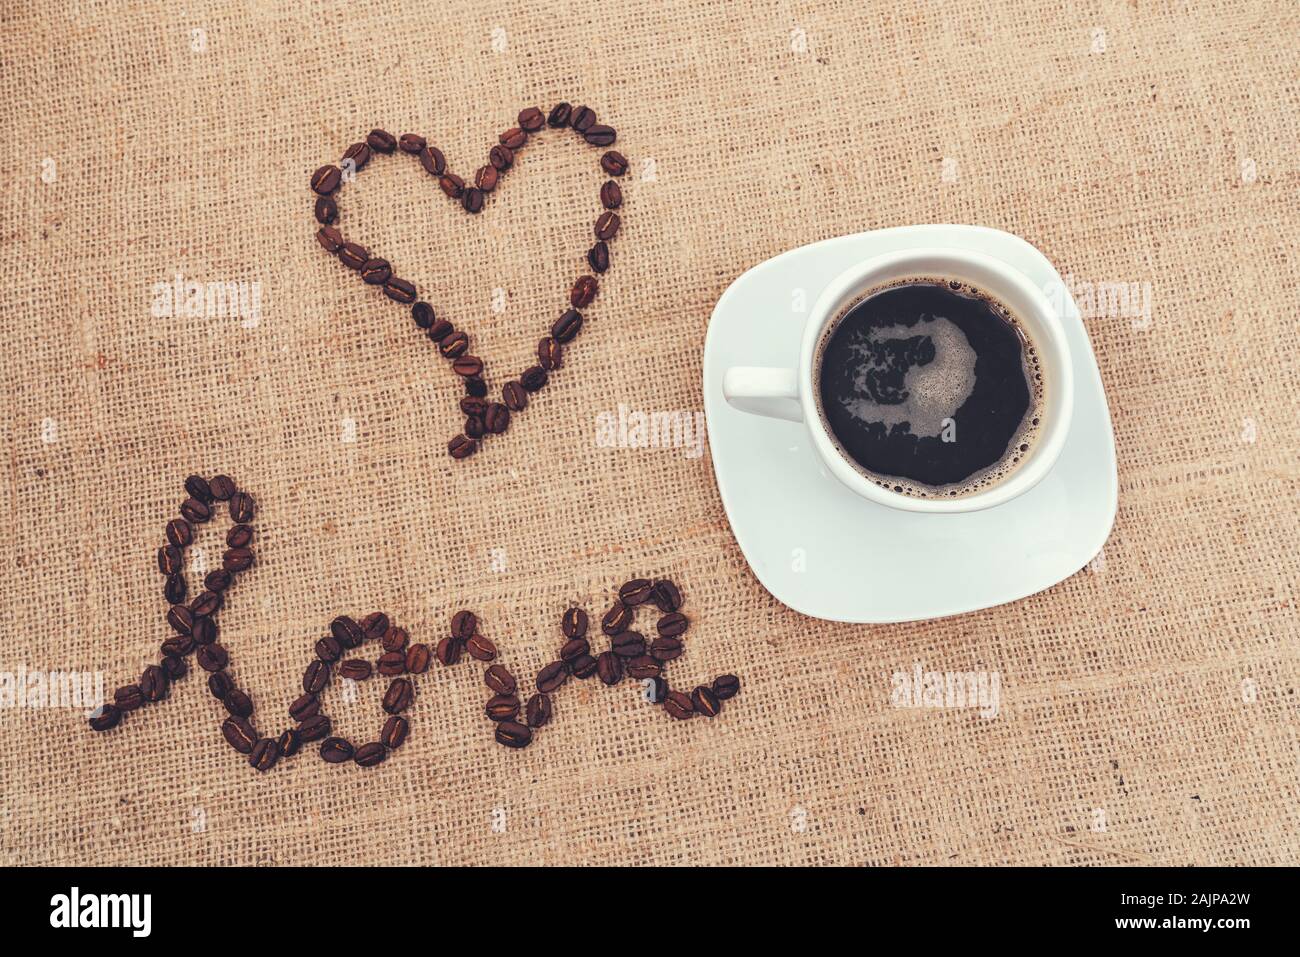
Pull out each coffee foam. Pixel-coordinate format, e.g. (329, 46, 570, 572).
(814, 276, 1044, 499)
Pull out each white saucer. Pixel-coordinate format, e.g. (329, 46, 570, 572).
(702, 225, 1117, 623)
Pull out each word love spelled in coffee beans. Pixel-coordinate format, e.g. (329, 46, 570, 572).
(312, 103, 629, 461)
(89, 476, 741, 769)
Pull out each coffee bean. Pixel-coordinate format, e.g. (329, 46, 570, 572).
(571, 106, 596, 132)
(222, 547, 254, 572)
(712, 674, 741, 700)
(439, 173, 465, 198)
(208, 671, 235, 700)
(485, 694, 520, 722)
(184, 474, 213, 502)
(250, 737, 280, 771)
(483, 666, 516, 698)
(382, 678, 414, 715)
(367, 128, 397, 153)
(495, 721, 533, 749)
(342, 141, 371, 171)
(311, 165, 342, 195)
(157, 545, 182, 576)
(645, 676, 669, 704)
(650, 579, 681, 612)
(536, 660, 568, 693)
(430, 318, 454, 342)
(560, 638, 589, 662)
(520, 365, 548, 392)
(462, 187, 485, 213)
(159, 636, 191, 659)
(619, 578, 653, 605)
(340, 659, 373, 681)
(484, 403, 510, 434)
(138, 660, 167, 696)
(331, 616, 365, 649)
(227, 524, 253, 548)
(466, 376, 488, 398)
(359, 613, 388, 640)
(320, 737, 355, 763)
(381, 715, 409, 750)
(518, 107, 545, 131)
(602, 601, 632, 635)
(601, 150, 629, 176)
(405, 643, 431, 674)
(191, 617, 217, 645)
(412, 301, 435, 328)
(691, 685, 721, 717)
(419, 145, 446, 176)
(448, 611, 475, 640)
(354, 742, 387, 767)
(466, 633, 497, 661)
(298, 714, 331, 742)
(626, 656, 661, 679)
(526, 693, 552, 728)
(596, 651, 623, 686)
(167, 604, 194, 635)
(398, 133, 426, 154)
(313, 635, 341, 663)
(378, 651, 406, 676)
(165, 518, 191, 547)
(489, 144, 514, 171)
(382, 627, 409, 653)
(278, 727, 302, 757)
(500, 127, 527, 150)
(191, 590, 221, 617)
(114, 685, 144, 711)
(289, 693, 320, 722)
(570, 275, 597, 308)
(657, 612, 689, 637)
(600, 181, 622, 209)
(595, 211, 620, 241)
(664, 690, 694, 719)
(303, 659, 330, 694)
(338, 243, 368, 269)
(611, 632, 646, 658)
(229, 491, 255, 523)
(453, 355, 483, 377)
(475, 165, 498, 192)
(448, 435, 476, 459)
(547, 102, 572, 127)
(197, 643, 229, 672)
(314, 195, 338, 224)
(385, 277, 416, 303)
(439, 330, 470, 358)
(587, 241, 609, 274)
(316, 225, 344, 253)
(571, 653, 598, 679)
(584, 125, 616, 146)
(161, 654, 187, 680)
(223, 689, 253, 718)
(180, 497, 211, 522)
(223, 716, 259, 753)
(502, 381, 528, 412)
(650, 637, 683, 662)
(361, 258, 391, 285)
(561, 607, 589, 639)
(537, 337, 562, 370)
(465, 415, 486, 439)
(204, 569, 232, 592)
(164, 573, 187, 604)
(88, 703, 122, 732)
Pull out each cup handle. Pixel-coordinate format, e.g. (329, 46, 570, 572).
(722, 367, 803, 423)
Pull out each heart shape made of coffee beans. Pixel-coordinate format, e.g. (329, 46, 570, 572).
(310, 102, 627, 460)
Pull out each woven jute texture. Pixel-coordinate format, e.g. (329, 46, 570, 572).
(2, 0, 1297, 866)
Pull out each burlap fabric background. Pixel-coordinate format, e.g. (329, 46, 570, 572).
(1, 0, 1296, 866)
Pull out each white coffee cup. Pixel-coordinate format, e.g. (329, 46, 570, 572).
(721, 247, 1074, 513)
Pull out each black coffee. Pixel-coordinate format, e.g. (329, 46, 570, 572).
(815, 278, 1042, 497)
